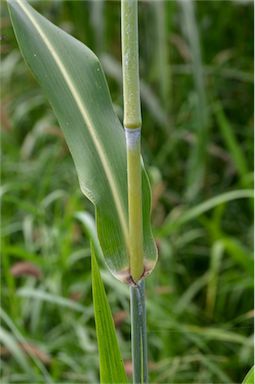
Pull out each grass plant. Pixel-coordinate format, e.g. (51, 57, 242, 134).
(7, 0, 156, 382)
(1, 0, 253, 383)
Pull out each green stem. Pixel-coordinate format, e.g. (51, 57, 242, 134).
(130, 280, 148, 384)
(121, 3, 148, 383)
(122, 0, 143, 283)
(126, 128, 143, 282)
(121, 0, 141, 130)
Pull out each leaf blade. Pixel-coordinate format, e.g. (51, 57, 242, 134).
(91, 242, 128, 384)
(8, 0, 157, 281)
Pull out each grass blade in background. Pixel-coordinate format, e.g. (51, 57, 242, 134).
(91, 242, 127, 384)
(214, 101, 250, 188)
(90, 0, 105, 56)
(8, 0, 157, 282)
(206, 241, 224, 317)
(0, 327, 31, 376)
(0, 308, 52, 383)
(179, 0, 209, 201)
(153, 0, 171, 119)
(159, 189, 253, 236)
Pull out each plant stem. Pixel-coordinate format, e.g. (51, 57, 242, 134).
(130, 280, 148, 383)
(121, 1, 148, 383)
(121, 0, 143, 283)
(121, 0, 141, 130)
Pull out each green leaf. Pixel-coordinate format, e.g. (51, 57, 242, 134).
(75, 211, 104, 263)
(242, 366, 254, 384)
(17, 288, 86, 313)
(91, 242, 128, 384)
(8, 0, 157, 282)
(214, 102, 249, 186)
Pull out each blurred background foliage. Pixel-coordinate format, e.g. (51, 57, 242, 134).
(0, 0, 253, 383)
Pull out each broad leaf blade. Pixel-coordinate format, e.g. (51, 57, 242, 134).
(8, 0, 157, 282)
(91, 242, 128, 384)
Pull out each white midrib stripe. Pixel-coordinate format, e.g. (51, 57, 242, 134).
(16, 0, 129, 248)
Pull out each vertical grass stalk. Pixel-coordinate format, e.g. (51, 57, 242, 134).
(121, 0, 148, 382)
(130, 280, 148, 383)
(121, 0, 143, 282)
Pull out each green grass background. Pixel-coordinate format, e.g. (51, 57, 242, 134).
(1, 0, 253, 383)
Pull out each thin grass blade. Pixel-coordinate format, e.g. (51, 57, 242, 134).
(214, 102, 250, 187)
(159, 189, 253, 236)
(91, 242, 128, 384)
(179, 0, 209, 200)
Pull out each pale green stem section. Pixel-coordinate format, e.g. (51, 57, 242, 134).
(130, 280, 148, 384)
(122, 0, 144, 282)
(121, 0, 141, 129)
(126, 129, 143, 282)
